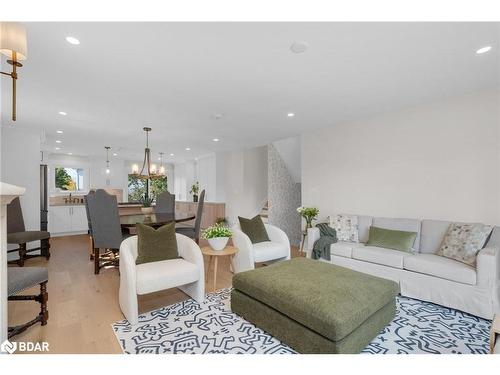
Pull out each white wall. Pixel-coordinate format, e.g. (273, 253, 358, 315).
(302, 90, 500, 225)
(217, 146, 268, 225)
(0, 127, 41, 232)
(196, 154, 216, 202)
(173, 160, 196, 201)
(272, 136, 302, 183)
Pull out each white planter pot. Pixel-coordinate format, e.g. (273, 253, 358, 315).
(141, 207, 154, 215)
(207, 237, 229, 251)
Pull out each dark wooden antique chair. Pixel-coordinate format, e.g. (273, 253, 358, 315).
(7, 197, 51, 267)
(85, 189, 129, 274)
(8, 267, 49, 338)
(176, 189, 205, 244)
(155, 190, 175, 214)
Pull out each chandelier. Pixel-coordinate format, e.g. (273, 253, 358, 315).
(131, 127, 166, 180)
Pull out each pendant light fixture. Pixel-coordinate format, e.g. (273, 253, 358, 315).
(0, 22, 28, 121)
(131, 127, 166, 180)
(105, 146, 111, 174)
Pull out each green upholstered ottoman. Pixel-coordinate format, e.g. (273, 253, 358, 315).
(231, 257, 399, 354)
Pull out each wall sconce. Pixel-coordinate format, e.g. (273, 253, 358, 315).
(0, 22, 28, 122)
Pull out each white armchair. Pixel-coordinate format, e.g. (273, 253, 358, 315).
(231, 223, 291, 273)
(119, 233, 205, 325)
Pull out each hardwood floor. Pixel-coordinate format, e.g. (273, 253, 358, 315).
(8, 234, 303, 354)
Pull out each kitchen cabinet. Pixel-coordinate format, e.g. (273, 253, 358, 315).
(49, 205, 88, 236)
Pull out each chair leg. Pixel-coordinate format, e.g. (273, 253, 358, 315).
(18, 243, 27, 267)
(89, 236, 95, 261)
(42, 238, 51, 260)
(94, 248, 100, 274)
(38, 282, 49, 325)
(8, 281, 49, 338)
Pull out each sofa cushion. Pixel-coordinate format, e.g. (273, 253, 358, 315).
(372, 217, 421, 252)
(330, 242, 365, 258)
(136, 258, 199, 294)
(436, 223, 493, 267)
(358, 216, 373, 243)
(352, 246, 410, 269)
(253, 241, 288, 263)
(404, 254, 476, 285)
(329, 214, 359, 242)
(238, 215, 270, 244)
(366, 226, 417, 253)
(484, 226, 500, 248)
(419, 220, 452, 254)
(135, 222, 178, 265)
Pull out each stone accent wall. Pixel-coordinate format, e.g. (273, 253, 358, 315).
(268, 144, 301, 247)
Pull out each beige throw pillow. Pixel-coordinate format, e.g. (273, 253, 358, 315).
(329, 214, 359, 243)
(436, 223, 492, 267)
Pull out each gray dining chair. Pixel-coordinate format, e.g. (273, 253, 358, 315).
(155, 190, 175, 214)
(8, 267, 48, 338)
(85, 189, 128, 274)
(7, 197, 51, 267)
(176, 189, 205, 244)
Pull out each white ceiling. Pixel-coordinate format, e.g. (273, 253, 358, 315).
(1, 22, 499, 163)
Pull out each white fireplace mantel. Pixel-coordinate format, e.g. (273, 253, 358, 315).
(0, 182, 25, 343)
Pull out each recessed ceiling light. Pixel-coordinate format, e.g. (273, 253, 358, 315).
(58, 111, 67, 116)
(56, 130, 63, 134)
(287, 113, 295, 117)
(290, 41, 309, 53)
(170, 153, 174, 156)
(113, 153, 118, 156)
(158, 157, 161, 161)
(65, 36, 80, 45)
(55, 140, 62, 143)
(213, 138, 220, 142)
(476, 46, 492, 54)
(185, 147, 191, 151)
(55, 147, 60, 150)
(68, 152, 73, 155)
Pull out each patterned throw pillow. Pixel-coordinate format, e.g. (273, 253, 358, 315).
(329, 214, 359, 242)
(436, 223, 493, 267)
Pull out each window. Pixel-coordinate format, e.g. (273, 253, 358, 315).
(128, 175, 168, 202)
(55, 167, 85, 191)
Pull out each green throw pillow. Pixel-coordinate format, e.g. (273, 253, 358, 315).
(135, 222, 179, 265)
(366, 226, 417, 253)
(238, 215, 270, 244)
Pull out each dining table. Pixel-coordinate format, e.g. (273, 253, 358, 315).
(119, 212, 195, 228)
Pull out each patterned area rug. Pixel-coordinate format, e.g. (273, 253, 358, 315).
(112, 288, 491, 354)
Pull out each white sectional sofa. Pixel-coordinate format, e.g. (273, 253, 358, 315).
(306, 216, 500, 319)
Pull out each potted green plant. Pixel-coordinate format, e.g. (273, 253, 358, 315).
(189, 181, 200, 202)
(140, 194, 154, 216)
(202, 223, 232, 251)
(297, 206, 320, 229)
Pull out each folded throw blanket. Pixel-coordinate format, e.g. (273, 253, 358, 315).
(312, 223, 338, 260)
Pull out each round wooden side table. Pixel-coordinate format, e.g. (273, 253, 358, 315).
(201, 245, 238, 292)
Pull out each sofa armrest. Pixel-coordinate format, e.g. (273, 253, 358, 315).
(176, 233, 205, 283)
(477, 246, 500, 290)
(119, 236, 139, 324)
(306, 227, 320, 259)
(231, 226, 255, 273)
(264, 224, 291, 259)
